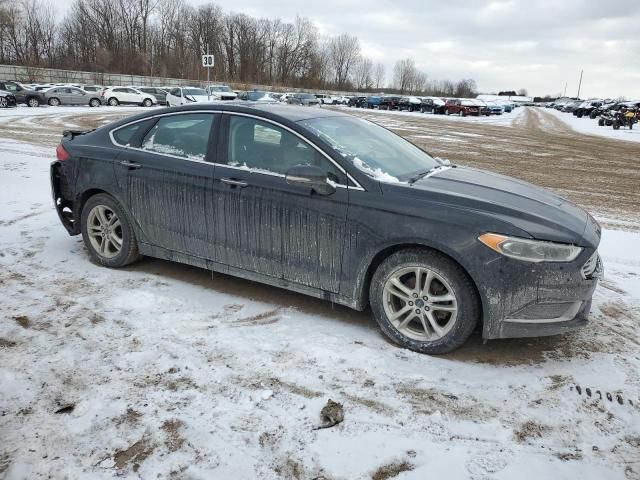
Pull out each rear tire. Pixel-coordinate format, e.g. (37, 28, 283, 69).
(143, 98, 152, 107)
(369, 249, 480, 354)
(598, 118, 605, 126)
(89, 98, 100, 107)
(613, 121, 620, 130)
(445, 109, 450, 115)
(27, 97, 40, 107)
(48, 97, 60, 106)
(81, 193, 140, 268)
(0, 97, 7, 108)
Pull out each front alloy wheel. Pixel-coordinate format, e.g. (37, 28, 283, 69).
(27, 97, 40, 107)
(382, 266, 458, 341)
(370, 249, 480, 354)
(0, 97, 7, 108)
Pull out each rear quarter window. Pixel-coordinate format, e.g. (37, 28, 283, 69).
(112, 119, 154, 146)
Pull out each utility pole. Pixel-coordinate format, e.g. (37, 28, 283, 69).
(577, 70, 583, 99)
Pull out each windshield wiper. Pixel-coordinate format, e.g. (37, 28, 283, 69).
(408, 164, 453, 184)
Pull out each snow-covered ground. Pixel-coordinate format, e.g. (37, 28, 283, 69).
(1, 109, 639, 479)
(542, 108, 640, 143)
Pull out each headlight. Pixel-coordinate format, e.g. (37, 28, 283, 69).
(478, 233, 582, 263)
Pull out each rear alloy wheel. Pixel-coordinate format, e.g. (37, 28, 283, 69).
(370, 249, 479, 354)
(48, 97, 60, 107)
(89, 98, 100, 107)
(108, 97, 119, 106)
(81, 193, 140, 268)
(143, 98, 152, 107)
(0, 97, 7, 108)
(27, 97, 40, 107)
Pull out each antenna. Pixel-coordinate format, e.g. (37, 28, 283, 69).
(577, 70, 583, 99)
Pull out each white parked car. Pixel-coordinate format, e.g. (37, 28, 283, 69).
(101, 86, 157, 107)
(166, 87, 210, 106)
(279, 92, 297, 102)
(207, 85, 237, 100)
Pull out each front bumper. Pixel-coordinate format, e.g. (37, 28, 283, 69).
(477, 249, 602, 340)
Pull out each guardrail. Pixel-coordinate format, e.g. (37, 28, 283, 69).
(0, 64, 356, 96)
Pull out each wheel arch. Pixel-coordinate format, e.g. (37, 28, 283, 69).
(356, 242, 484, 328)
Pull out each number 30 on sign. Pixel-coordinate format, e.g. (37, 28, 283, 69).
(202, 55, 214, 67)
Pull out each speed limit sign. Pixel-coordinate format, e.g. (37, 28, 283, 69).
(202, 54, 214, 67)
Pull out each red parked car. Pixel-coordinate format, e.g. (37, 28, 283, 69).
(444, 99, 480, 117)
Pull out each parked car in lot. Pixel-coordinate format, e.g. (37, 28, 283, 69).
(349, 96, 368, 108)
(486, 101, 504, 115)
(379, 95, 401, 110)
(207, 85, 237, 100)
(133, 87, 169, 105)
(314, 94, 337, 105)
(166, 87, 208, 106)
(420, 97, 446, 114)
(43, 86, 102, 107)
(0, 80, 45, 107)
(444, 99, 480, 116)
(50, 103, 602, 354)
(237, 90, 278, 102)
(101, 87, 157, 107)
(0, 90, 17, 108)
(573, 100, 602, 118)
(398, 96, 422, 112)
(287, 93, 320, 106)
(471, 99, 491, 116)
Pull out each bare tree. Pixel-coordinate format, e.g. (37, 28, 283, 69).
(329, 33, 359, 89)
(373, 61, 385, 90)
(517, 88, 528, 96)
(353, 57, 372, 90)
(393, 58, 417, 94)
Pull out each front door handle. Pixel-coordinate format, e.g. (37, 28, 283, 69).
(120, 160, 142, 170)
(221, 178, 248, 188)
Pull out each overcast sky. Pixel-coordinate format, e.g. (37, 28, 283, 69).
(57, 0, 640, 98)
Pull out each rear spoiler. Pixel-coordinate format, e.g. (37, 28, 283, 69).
(62, 129, 94, 139)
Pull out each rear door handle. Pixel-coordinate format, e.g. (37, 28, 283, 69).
(221, 178, 248, 188)
(120, 160, 142, 170)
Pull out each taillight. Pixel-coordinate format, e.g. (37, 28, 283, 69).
(56, 144, 70, 161)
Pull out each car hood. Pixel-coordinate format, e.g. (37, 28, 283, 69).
(382, 166, 593, 246)
(184, 95, 209, 102)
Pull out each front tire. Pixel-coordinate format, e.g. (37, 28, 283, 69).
(369, 249, 480, 354)
(89, 98, 100, 107)
(143, 98, 152, 107)
(108, 97, 119, 106)
(81, 193, 140, 268)
(27, 97, 40, 107)
(0, 97, 7, 108)
(48, 97, 60, 106)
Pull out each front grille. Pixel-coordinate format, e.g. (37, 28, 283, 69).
(581, 252, 602, 280)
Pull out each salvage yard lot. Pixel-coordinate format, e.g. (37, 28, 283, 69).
(1, 106, 639, 479)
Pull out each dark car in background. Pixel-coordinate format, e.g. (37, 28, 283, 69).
(0, 80, 45, 107)
(398, 96, 423, 112)
(348, 95, 368, 108)
(237, 90, 278, 102)
(366, 95, 383, 109)
(379, 95, 401, 110)
(0, 90, 17, 108)
(51, 103, 601, 355)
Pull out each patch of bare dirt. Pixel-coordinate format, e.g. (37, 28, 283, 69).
(514, 420, 551, 443)
(371, 460, 414, 480)
(12, 315, 30, 328)
(162, 419, 186, 452)
(113, 438, 154, 471)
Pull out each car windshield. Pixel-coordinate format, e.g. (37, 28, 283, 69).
(183, 88, 207, 96)
(247, 91, 274, 101)
(300, 116, 439, 183)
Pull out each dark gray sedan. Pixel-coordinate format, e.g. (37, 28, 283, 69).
(44, 86, 102, 107)
(50, 104, 601, 354)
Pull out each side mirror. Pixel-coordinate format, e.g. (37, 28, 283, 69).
(285, 165, 336, 196)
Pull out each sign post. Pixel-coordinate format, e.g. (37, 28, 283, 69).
(202, 48, 214, 100)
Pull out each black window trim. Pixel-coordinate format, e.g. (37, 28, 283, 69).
(218, 111, 364, 190)
(109, 111, 220, 164)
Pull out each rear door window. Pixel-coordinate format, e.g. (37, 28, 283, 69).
(141, 114, 215, 161)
